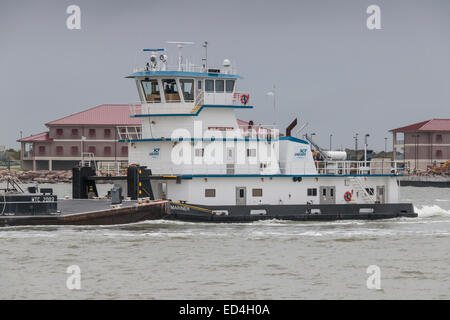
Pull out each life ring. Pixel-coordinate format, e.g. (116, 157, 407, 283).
(240, 94, 249, 105)
(344, 191, 352, 202)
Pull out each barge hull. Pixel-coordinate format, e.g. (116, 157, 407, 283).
(0, 199, 170, 227)
(168, 202, 417, 222)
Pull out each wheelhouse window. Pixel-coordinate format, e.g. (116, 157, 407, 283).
(215, 80, 224, 92)
(180, 79, 194, 102)
(162, 79, 180, 102)
(226, 80, 235, 93)
(142, 79, 161, 103)
(198, 80, 202, 90)
(205, 79, 214, 92)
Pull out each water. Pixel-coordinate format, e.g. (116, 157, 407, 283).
(0, 185, 449, 299)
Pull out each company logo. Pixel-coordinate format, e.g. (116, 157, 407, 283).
(149, 147, 160, 158)
(294, 148, 307, 158)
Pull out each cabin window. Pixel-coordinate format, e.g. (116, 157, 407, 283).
(205, 79, 214, 92)
(226, 80, 235, 93)
(215, 80, 224, 92)
(142, 79, 161, 103)
(365, 188, 374, 196)
(247, 148, 256, 157)
(195, 148, 204, 157)
(180, 79, 194, 102)
(162, 79, 180, 102)
(307, 188, 317, 196)
(205, 189, 216, 197)
(71, 129, 78, 136)
(198, 80, 202, 90)
(252, 188, 263, 197)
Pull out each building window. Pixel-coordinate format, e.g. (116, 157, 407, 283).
(141, 79, 161, 103)
(162, 79, 180, 102)
(215, 80, 224, 92)
(56, 128, 63, 136)
(205, 189, 216, 197)
(436, 150, 443, 158)
(180, 79, 194, 102)
(226, 80, 235, 93)
(38, 146, 46, 154)
(247, 148, 256, 157)
(56, 146, 63, 155)
(436, 134, 443, 143)
(89, 129, 96, 136)
(104, 146, 112, 155)
(88, 146, 96, 154)
(252, 188, 263, 197)
(71, 128, 78, 136)
(121, 146, 128, 155)
(307, 188, 317, 196)
(104, 129, 111, 137)
(205, 79, 214, 92)
(71, 146, 78, 155)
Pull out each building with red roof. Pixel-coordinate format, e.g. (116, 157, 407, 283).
(390, 119, 450, 171)
(18, 104, 141, 170)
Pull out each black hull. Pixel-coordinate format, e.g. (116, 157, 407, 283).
(168, 202, 417, 222)
(0, 200, 170, 227)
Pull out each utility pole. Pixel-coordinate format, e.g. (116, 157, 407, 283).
(329, 134, 333, 151)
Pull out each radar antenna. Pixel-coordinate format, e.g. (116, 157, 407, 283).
(167, 41, 195, 71)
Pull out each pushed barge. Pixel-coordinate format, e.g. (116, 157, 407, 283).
(0, 174, 169, 227)
(115, 42, 417, 222)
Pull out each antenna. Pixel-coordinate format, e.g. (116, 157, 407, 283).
(202, 41, 208, 72)
(143, 48, 166, 71)
(167, 41, 195, 71)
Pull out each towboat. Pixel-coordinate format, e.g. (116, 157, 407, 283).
(116, 42, 418, 222)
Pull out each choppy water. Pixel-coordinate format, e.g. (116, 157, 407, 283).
(0, 184, 449, 299)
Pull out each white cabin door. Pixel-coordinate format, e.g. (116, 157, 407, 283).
(236, 187, 247, 205)
(319, 186, 336, 204)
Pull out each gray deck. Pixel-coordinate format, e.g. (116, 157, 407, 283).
(57, 199, 138, 215)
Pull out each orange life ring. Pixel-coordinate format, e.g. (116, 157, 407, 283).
(344, 191, 352, 202)
(240, 94, 249, 105)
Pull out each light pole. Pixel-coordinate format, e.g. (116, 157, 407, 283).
(329, 134, 333, 151)
(364, 134, 370, 166)
(384, 137, 387, 154)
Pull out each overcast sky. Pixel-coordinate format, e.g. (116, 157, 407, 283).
(1, 0, 449, 151)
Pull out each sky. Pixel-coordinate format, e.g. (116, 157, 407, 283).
(1, 0, 449, 151)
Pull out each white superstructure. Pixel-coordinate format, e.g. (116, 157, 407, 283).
(120, 44, 400, 208)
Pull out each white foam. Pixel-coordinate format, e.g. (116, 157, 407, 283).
(414, 205, 450, 218)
